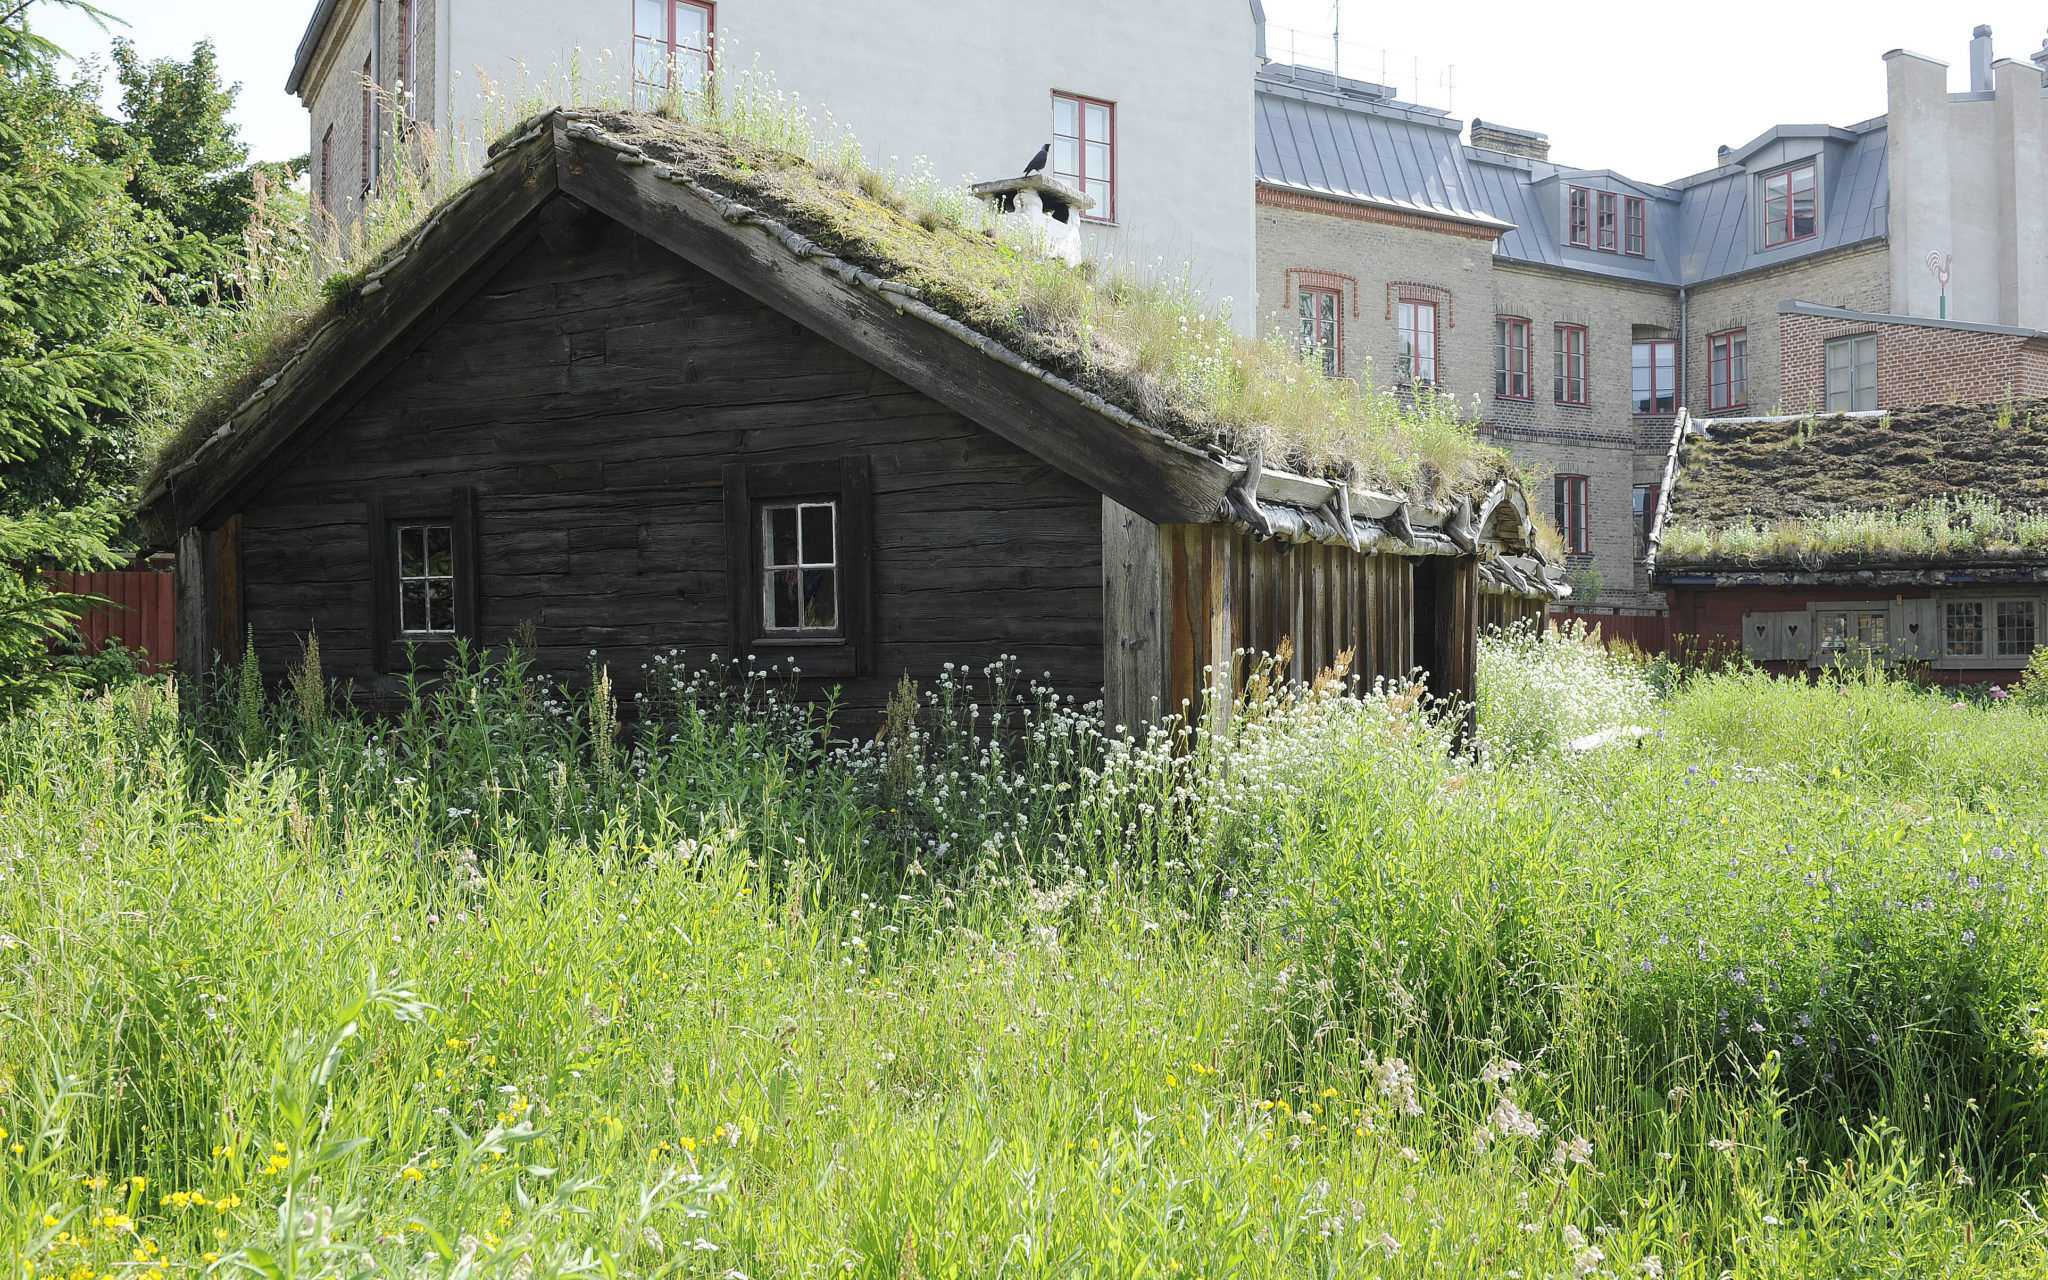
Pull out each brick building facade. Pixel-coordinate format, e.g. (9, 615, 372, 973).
(1254, 25, 2048, 615)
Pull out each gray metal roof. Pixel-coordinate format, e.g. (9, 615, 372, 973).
(1255, 64, 1891, 289)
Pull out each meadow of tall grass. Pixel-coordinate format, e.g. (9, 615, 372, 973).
(5, 632, 2048, 1278)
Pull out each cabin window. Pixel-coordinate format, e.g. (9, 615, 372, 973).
(1298, 287, 1341, 375)
(368, 489, 478, 671)
(1825, 334, 1877, 412)
(724, 457, 872, 677)
(1396, 300, 1437, 385)
(1762, 161, 1817, 247)
(1053, 92, 1116, 222)
(1631, 339, 1675, 415)
(1494, 317, 1531, 399)
(1623, 196, 1646, 256)
(762, 501, 840, 635)
(1997, 601, 2038, 658)
(1945, 601, 1985, 657)
(634, 0, 715, 109)
(1554, 324, 1587, 405)
(1708, 329, 1746, 411)
(1595, 191, 1618, 252)
(1554, 475, 1589, 556)
(1817, 609, 1887, 655)
(1566, 186, 1590, 248)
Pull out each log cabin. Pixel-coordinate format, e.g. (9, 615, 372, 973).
(137, 109, 1564, 733)
(1649, 400, 2048, 685)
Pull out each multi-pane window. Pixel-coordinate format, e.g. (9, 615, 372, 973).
(1494, 317, 1531, 399)
(1623, 196, 1646, 256)
(1819, 610, 1889, 654)
(1567, 186, 1590, 248)
(1554, 324, 1587, 405)
(1397, 300, 1437, 385)
(634, 0, 715, 109)
(1298, 287, 1340, 375)
(1763, 162, 1817, 247)
(1946, 601, 1986, 657)
(1998, 601, 2039, 658)
(1633, 484, 1660, 558)
(1631, 339, 1675, 415)
(398, 0, 416, 111)
(1596, 191, 1618, 252)
(1053, 92, 1115, 221)
(762, 501, 839, 634)
(395, 524, 457, 637)
(1824, 334, 1878, 412)
(1554, 475, 1589, 556)
(1708, 329, 1747, 411)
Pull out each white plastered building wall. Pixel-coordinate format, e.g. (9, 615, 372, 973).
(367, 0, 1262, 333)
(1884, 32, 2048, 330)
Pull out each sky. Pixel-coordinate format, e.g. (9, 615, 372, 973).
(22, 0, 2048, 184)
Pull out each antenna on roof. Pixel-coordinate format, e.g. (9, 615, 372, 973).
(1332, 1, 1341, 79)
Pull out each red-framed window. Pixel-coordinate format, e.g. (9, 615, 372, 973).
(1555, 475, 1590, 556)
(1763, 161, 1817, 247)
(360, 55, 375, 193)
(1624, 196, 1646, 256)
(1298, 287, 1341, 375)
(1553, 324, 1587, 405)
(1708, 328, 1747, 411)
(1053, 92, 1115, 222)
(1631, 339, 1675, 416)
(634, 0, 715, 109)
(1567, 186, 1590, 248)
(1397, 299, 1437, 385)
(1494, 316, 1531, 399)
(1596, 191, 1618, 252)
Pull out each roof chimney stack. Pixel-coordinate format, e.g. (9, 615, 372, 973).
(1469, 119, 1550, 162)
(2031, 28, 2048, 73)
(1970, 24, 1995, 91)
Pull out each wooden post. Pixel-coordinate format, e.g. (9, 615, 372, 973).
(175, 526, 219, 696)
(1101, 498, 1166, 735)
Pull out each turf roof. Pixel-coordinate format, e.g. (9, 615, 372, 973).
(144, 109, 1517, 508)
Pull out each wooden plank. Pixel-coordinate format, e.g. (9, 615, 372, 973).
(1205, 527, 1234, 728)
(1101, 497, 1165, 734)
(176, 528, 216, 690)
(214, 514, 244, 659)
(557, 131, 1233, 527)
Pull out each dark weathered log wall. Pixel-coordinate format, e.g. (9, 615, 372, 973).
(232, 220, 1104, 723)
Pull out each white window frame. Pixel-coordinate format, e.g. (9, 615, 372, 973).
(1824, 333, 1877, 412)
(1996, 599, 2040, 660)
(760, 499, 841, 637)
(394, 522, 459, 639)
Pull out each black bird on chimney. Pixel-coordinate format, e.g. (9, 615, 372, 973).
(1023, 142, 1050, 176)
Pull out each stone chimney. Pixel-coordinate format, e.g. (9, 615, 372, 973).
(1469, 119, 1550, 162)
(1971, 24, 1995, 91)
(1717, 144, 1734, 166)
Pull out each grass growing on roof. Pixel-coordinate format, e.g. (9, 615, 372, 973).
(1661, 490, 2048, 566)
(144, 67, 1515, 504)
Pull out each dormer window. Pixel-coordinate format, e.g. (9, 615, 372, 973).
(1596, 192, 1618, 251)
(1623, 197, 1646, 256)
(1763, 162, 1817, 247)
(1567, 187, 1590, 248)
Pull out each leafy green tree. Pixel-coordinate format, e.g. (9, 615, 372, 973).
(0, 503, 122, 713)
(97, 36, 304, 246)
(0, 0, 202, 511)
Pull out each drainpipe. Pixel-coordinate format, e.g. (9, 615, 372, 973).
(371, 0, 383, 192)
(1676, 285, 1688, 414)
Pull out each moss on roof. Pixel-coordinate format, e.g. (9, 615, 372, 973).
(145, 109, 1518, 506)
(1660, 400, 2048, 567)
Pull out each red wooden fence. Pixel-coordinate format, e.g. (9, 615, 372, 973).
(1549, 610, 1670, 654)
(48, 569, 177, 674)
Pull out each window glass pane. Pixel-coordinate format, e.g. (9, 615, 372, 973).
(1946, 602, 1985, 656)
(399, 526, 424, 578)
(1818, 613, 1850, 652)
(1084, 102, 1110, 139)
(770, 568, 801, 630)
(769, 506, 799, 566)
(678, 3, 710, 48)
(803, 569, 838, 629)
(1998, 601, 2037, 656)
(1054, 96, 1079, 137)
(426, 525, 453, 577)
(1053, 137, 1079, 179)
(1085, 141, 1111, 182)
(427, 579, 455, 633)
(1857, 613, 1887, 649)
(800, 503, 835, 565)
(636, 0, 665, 37)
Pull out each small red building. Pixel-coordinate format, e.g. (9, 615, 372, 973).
(1650, 400, 2048, 685)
